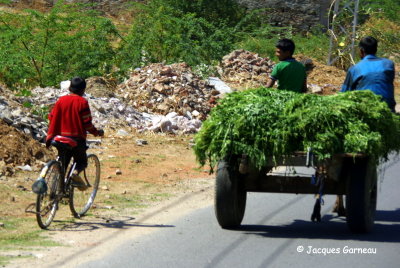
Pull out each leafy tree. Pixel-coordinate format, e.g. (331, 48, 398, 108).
(157, 0, 247, 26)
(0, 1, 118, 88)
(116, 1, 240, 75)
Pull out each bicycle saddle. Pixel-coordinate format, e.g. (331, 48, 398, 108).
(51, 135, 78, 151)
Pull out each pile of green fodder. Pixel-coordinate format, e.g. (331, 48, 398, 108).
(194, 87, 400, 170)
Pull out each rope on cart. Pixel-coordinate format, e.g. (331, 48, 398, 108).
(311, 168, 326, 222)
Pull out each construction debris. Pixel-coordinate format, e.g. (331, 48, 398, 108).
(220, 49, 275, 89)
(116, 62, 219, 120)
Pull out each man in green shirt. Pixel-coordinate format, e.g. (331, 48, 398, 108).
(266, 38, 307, 93)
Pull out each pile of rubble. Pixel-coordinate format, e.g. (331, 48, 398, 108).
(220, 49, 275, 89)
(0, 83, 207, 141)
(0, 119, 54, 175)
(29, 86, 147, 131)
(116, 63, 219, 120)
(0, 88, 48, 143)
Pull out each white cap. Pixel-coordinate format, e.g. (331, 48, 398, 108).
(60, 80, 71, 91)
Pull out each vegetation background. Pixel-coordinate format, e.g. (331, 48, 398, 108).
(0, 0, 399, 91)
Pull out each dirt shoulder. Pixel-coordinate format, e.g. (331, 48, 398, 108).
(11, 179, 214, 268)
(0, 130, 214, 267)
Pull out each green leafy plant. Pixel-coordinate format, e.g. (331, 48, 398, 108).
(192, 62, 219, 79)
(116, 2, 237, 75)
(150, 0, 247, 27)
(115, 0, 273, 76)
(32, 104, 51, 120)
(362, 0, 400, 23)
(0, 0, 118, 89)
(194, 88, 400, 170)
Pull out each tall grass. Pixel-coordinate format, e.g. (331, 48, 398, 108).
(236, 31, 330, 62)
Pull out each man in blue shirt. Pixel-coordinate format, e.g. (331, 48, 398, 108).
(341, 36, 396, 111)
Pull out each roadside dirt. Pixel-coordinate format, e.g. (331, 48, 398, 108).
(0, 121, 53, 169)
(0, 130, 214, 267)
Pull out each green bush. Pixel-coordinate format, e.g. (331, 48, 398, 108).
(152, 0, 247, 26)
(116, 1, 240, 75)
(362, 0, 400, 23)
(0, 1, 118, 88)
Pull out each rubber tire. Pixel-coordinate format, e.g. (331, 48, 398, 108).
(345, 157, 377, 233)
(69, 154, 100, 218)
(36, 161, 62, 229)
(215, 160, 247, 229)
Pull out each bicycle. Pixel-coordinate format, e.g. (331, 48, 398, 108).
(33, 135, 100, 229)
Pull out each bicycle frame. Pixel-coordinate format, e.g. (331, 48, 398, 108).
(56, 152, 77, 196)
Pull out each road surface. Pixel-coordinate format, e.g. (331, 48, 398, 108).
(75, 157, 400, 268)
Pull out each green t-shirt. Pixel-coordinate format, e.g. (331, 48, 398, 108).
(270, 59, 306, 93)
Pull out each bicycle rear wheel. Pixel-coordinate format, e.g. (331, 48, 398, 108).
(36, 161, 62, 229)
(69, 154, 100, 218)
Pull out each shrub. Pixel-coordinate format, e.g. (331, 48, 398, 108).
(115, 1, 239, 76)
(0, 1, 118, 88)
(363, 0, 400, 23)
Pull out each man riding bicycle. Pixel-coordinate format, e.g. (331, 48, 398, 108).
(46, 77, 104, 190)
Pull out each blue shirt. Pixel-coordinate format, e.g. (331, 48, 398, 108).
(341, 54, 396, 110)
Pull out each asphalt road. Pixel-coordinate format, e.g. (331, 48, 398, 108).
(81, 157, 400, 268)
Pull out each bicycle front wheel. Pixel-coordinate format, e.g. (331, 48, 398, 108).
(36, 160, 62, 229)
(69, 154, 100, 218)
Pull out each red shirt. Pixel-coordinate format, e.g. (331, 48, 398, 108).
(46, 94, 99, 142)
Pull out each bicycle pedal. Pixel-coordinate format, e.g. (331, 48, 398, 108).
(25, 203, 36, 214)
(71, 183, 89, 191)
(71, 174, 89, 190)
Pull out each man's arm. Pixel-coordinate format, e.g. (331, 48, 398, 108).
(266, 64, 279, 88)
(301, 76, 307, 93)
(80, 100, 100, 136)
(266, 78, 276, 88)
(341, 68, 354, 92)
(45, 102, 58, 147)
(47, 103, 56, 121)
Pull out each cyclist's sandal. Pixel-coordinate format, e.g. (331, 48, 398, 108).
(71, 174, 88, 191)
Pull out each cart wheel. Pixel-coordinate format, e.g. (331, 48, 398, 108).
(215, 160, 247, 229)
(345, 157, 377, 233)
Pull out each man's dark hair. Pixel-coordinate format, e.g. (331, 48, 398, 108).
(70, 77, 86, 95)
(276, 38, 296, 55)
(359, 36, 378, 55)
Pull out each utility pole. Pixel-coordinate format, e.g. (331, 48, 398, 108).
(327, 0, 360, 67)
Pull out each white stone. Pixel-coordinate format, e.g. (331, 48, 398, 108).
(192, 110, 200, 117)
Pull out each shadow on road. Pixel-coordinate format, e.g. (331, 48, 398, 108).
(48, 216, 175, 231)
(238, 208, 400, 243)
